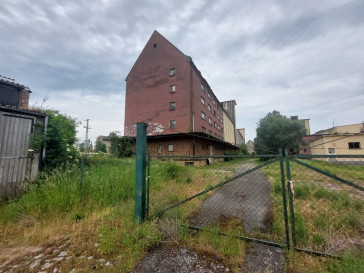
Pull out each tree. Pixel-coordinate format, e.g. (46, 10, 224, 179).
(254, 110, 306, 154)
(239, 142, 249, 155)
(95, 140, 107, 153)
(108, 132, 133, 158)
(43, 109, 80, 170)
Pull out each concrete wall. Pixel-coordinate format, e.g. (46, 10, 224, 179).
(310, 134, 364, 161)
(223, 111, 235, 145)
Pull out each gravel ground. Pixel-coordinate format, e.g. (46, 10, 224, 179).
(133, 244, 231, 273)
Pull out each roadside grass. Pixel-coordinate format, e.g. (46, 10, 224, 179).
(1, 156, 363, 272)
(262, 158, 364, 272)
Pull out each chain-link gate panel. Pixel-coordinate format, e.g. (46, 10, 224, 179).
(287, 155, 364, 257)
(148, 155, 289, 248)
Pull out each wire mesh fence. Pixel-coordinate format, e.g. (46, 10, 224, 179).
(147, 154, 364, 256)
(287, 155, 364, 256)
(148, 155, 289, 247)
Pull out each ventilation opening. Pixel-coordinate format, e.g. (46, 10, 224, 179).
(153, 43, 157, 48)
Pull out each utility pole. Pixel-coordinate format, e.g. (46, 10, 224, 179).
(84, 119, 91, 155)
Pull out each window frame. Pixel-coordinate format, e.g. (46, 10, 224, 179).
(348, 142, 360, 149)
(201, 111, 206, 120)
(170, 68, 176, 76)
(201, 97, 205, 106)
(169, 85, 176, 93)
(168, 144, 174, 152)
(169, 102, 176, 111)
(169, 120, 176, 129)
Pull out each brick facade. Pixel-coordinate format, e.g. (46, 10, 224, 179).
(19, 89, 30, 109)
(124, 31, 224, 139)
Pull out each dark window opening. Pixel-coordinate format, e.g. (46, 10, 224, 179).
(202, 126, 206, 133)
(348, 142, 360, 149)
(170, 120, 175, 129)
(153, 43, 157, 48)
(170, 102, 175, 110)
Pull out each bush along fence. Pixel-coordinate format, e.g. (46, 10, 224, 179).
(134, 126, 364, 258)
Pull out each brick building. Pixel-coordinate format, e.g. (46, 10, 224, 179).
(124, 31, 238, 156)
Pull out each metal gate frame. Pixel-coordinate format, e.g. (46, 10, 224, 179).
(147, 151, 291, 250)
(286, 154, 364, 258)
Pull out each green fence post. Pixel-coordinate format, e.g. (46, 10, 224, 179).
(279, 149, 290, 249)
(135, 122, 148, 223)
(285, 150, 296, 248)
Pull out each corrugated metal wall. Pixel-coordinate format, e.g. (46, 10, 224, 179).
(0, 113, 33, 198)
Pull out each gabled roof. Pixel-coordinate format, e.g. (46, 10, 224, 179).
(0, 75, 32, 92)
(125, 30, 223, 107)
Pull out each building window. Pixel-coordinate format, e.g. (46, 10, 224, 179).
(218, 125, 221, 130)
(214, 110, 216, 117)
(170, 85, 176, 93)
(328, 148, 335, 154)
(202, 143, 209, 150)
(213, 100, 216, 105)
(348, 142, 360, 149)
(207, 92, 211, 99)
(170, 102, 176, 110)
(214, 122, 217, 128)
(168, 144, 174, 152)
(208, 117, 212, 124)
(170, 68, 176, 76)
(201, 112, 206, 120)
(170, 120, 175, 128)
(209, 130, 212, 135)
(153, 43, 157, 48)
(201, 97, 205, 106)
(202, 126, 206, 133)
(201, 83, 205, 91)
(208, 104, 211, 111)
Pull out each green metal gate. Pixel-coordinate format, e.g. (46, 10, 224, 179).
(147, 152, 291, 250)
(286, 154, 364, 258)
(137, 147, 364, 258)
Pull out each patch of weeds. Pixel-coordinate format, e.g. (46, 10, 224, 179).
(271, 219, 283, 235)
(334, 192, 351, 209)
(312, 233, 325, 245)
(313, 212, 329, 230)
(353, 199, 363, 211)
(340, 212, 360, 230)
(294, 184, 310, 199)
(328, 256, 364, 273)
(314, 187, 330, 199)
(273, 180, 282, 195)
(167, 194, 180, 205)
(295, 213, 308, 244)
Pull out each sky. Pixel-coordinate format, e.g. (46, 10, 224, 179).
(1, 0, 363, 144)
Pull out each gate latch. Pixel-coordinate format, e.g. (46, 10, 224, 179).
(288, 180, 294, 195)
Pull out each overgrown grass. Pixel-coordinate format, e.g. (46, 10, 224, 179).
(263, 158, 364, 272)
